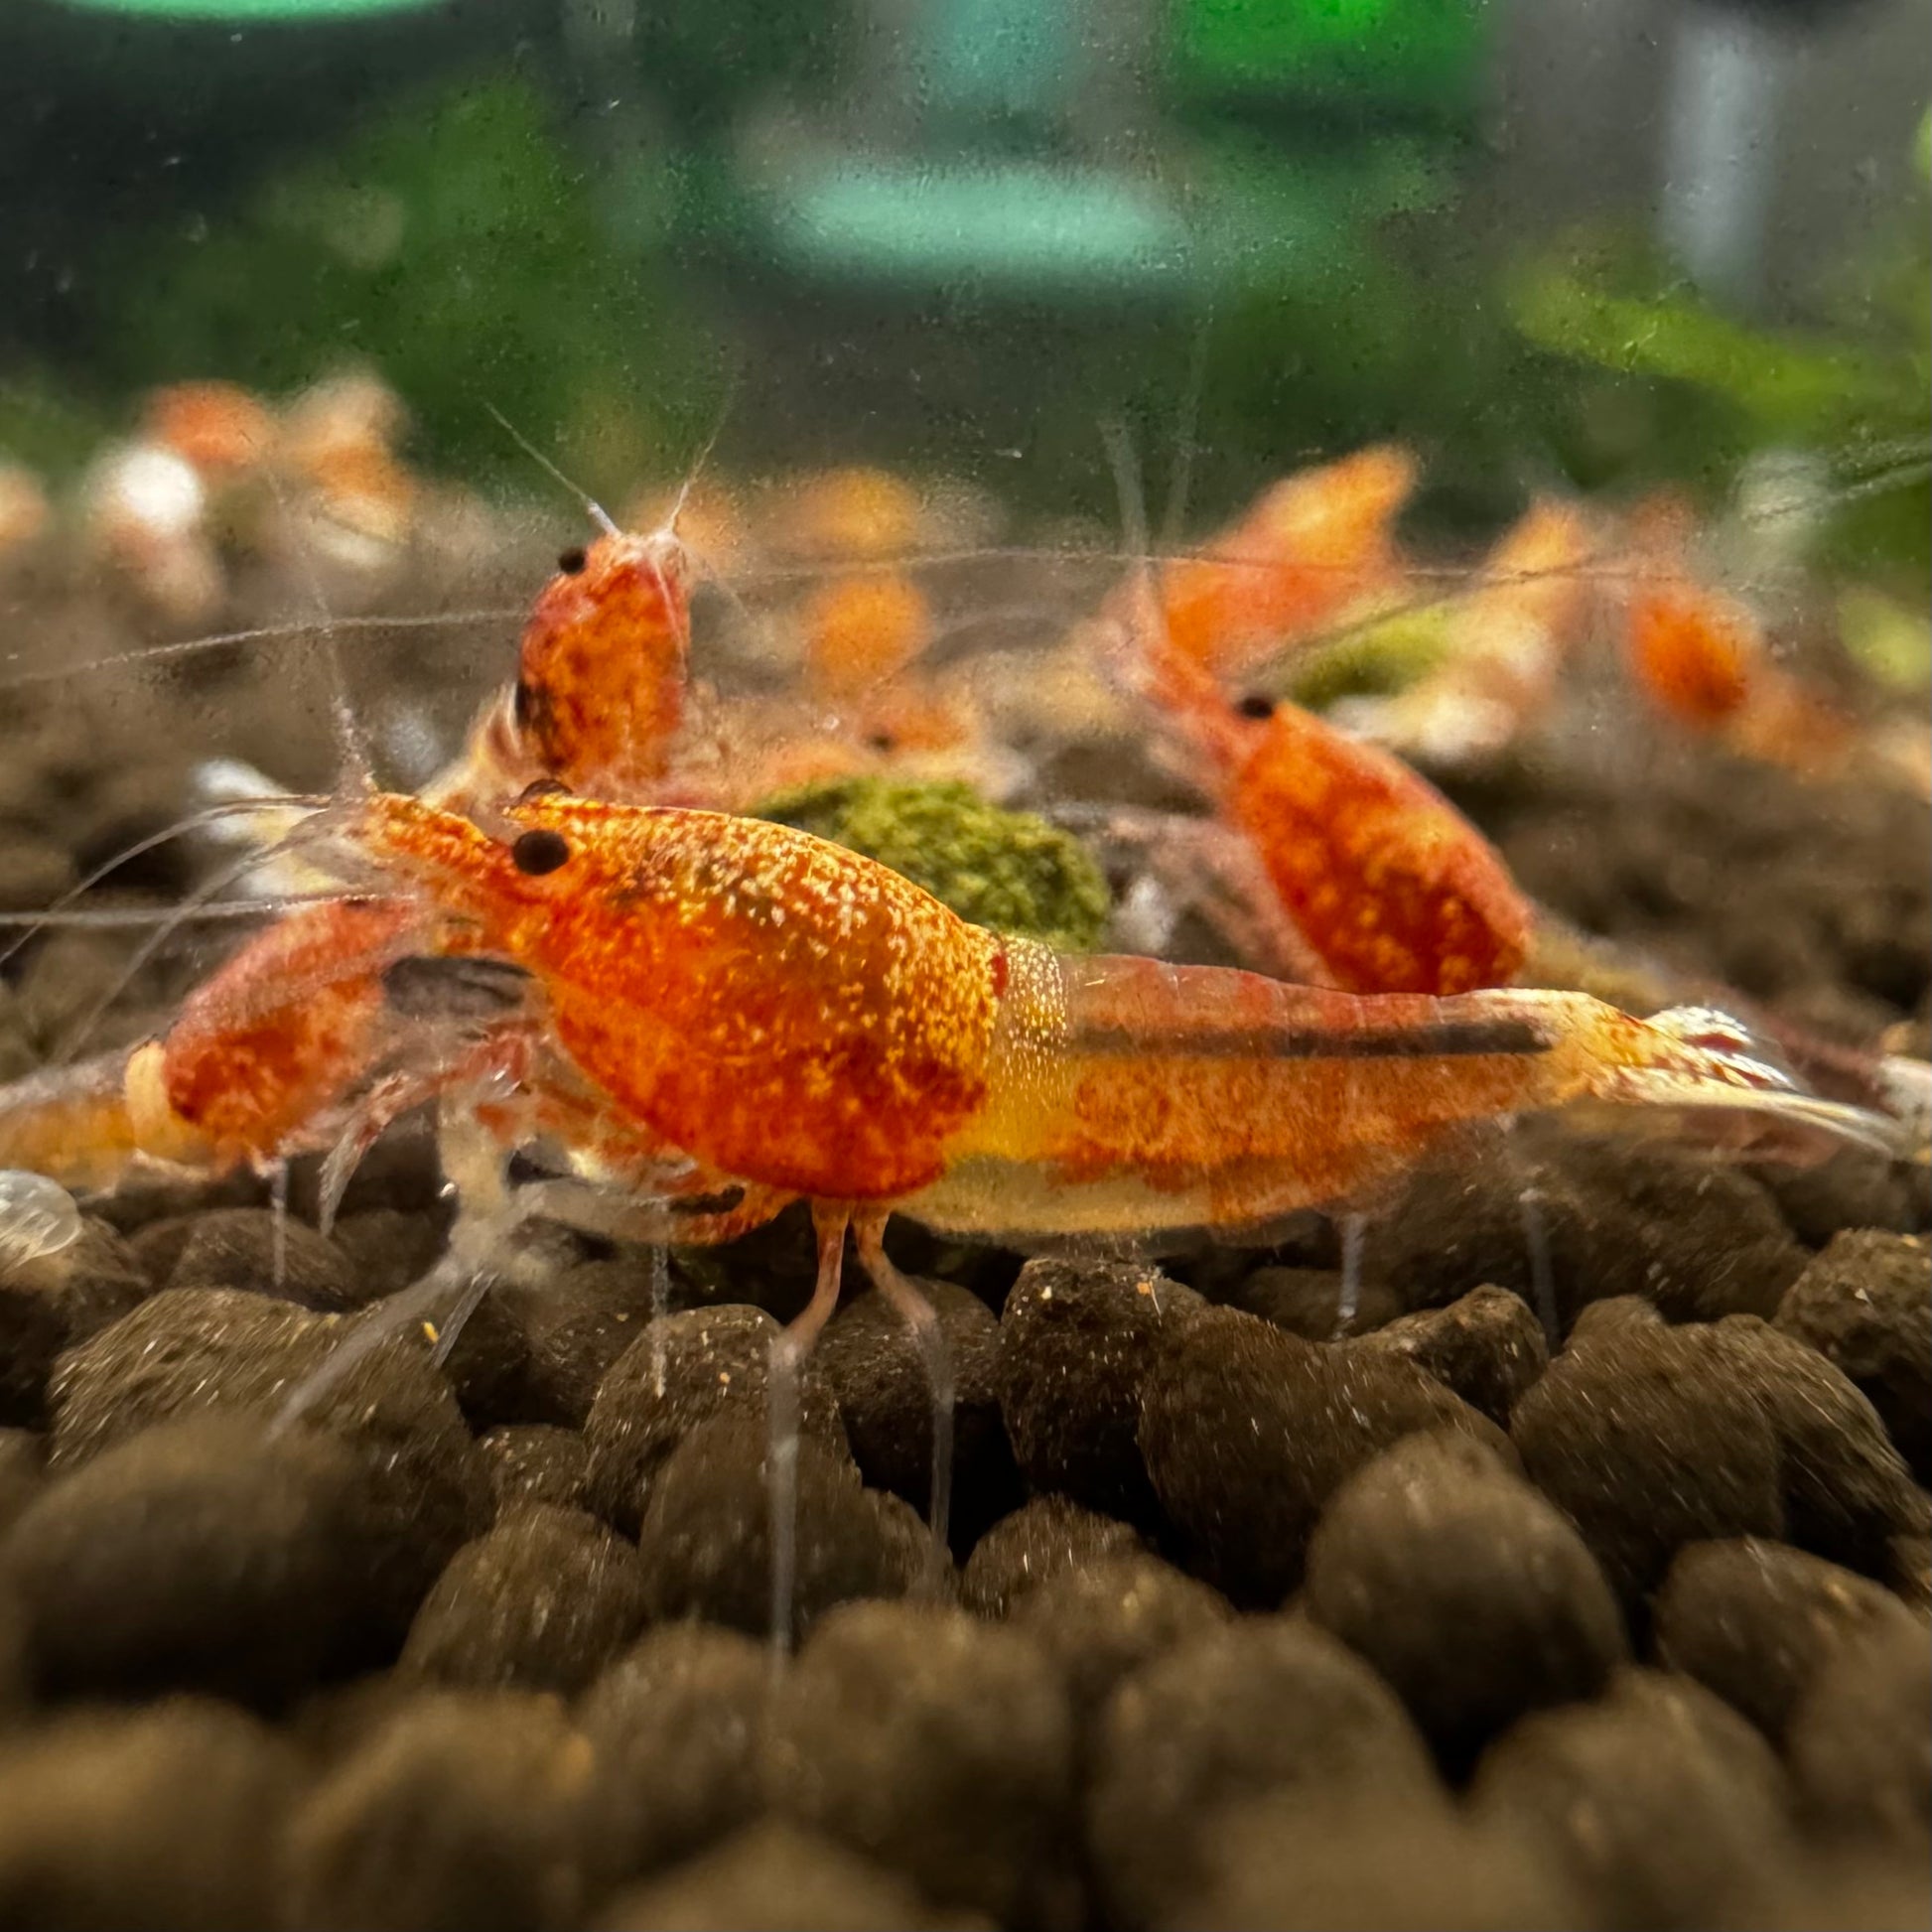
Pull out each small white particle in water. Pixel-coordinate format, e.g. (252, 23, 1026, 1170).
(0, 1171, 84, 1268)
(104, 446, 205, 538)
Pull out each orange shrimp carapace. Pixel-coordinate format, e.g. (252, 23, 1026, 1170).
(1618, 492, 1863, 779)
(1626, 574, 1757, 729)
(1222, 696, 1533, 995)
(142, 382, 278, 479)
(801, 572, 936, 701)
(1118, 557, 1533, 998)
(769, 467, 928, 562)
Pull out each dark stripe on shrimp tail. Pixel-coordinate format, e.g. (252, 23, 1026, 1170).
(1064, 1018, 1551, 1061)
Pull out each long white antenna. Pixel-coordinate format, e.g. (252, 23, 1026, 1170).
(483, 402, 619, 536)
(1162, 305, 1215, 557)
(663, 365, 741, 538)
(255, 454, 374, 796)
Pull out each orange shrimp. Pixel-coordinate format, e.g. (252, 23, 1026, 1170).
(1113, 525, 1902, 1106)
(0, 785, 1906, 1234)
(1623, 515, 1757, 732)
(142, 382, 278, 480)
(1152, 447, 1417, 679)
(766, 467, 928, 563)
(438, 524, 693, 810)
(1108, 558, 1533, 997)
(1619, 494, 1862, 778)
(338, 789, 1892, 1255)
(441, 514, 980, 815)
(800, 572, 935, 701)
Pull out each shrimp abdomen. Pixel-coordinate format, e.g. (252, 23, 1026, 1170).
(916, 959, 1906, 1242)
(917, 949, 1558, 1238)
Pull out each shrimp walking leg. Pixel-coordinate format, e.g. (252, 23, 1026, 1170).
(768, 1202, 852, 1662)
(855, 1209, 955, 1576)
(507, 1173, 795, 1249)
(1070, 804, 1328, 982)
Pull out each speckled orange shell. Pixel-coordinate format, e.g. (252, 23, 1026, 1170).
(516, 532, 689, 793)
(160, 897, 416, 1168)
(1228, 702, 1531, 996)
(1626, 581, 1756, 729)
(366, 795, 1007, 1201)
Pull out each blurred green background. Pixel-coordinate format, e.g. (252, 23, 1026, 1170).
(0, 0, 1926, 579)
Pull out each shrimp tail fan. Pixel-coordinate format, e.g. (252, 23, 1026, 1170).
(1579, 1005, 1921, 1166)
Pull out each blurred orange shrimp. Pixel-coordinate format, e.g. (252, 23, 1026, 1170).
(1362, 496, 1603, 765)
(1619, 492, 1862, 781)
(1095, 505, 1534, 997)
(1152, 446, 1418, 680)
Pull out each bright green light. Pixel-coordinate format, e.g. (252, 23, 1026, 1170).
(55, 0, 440, 19)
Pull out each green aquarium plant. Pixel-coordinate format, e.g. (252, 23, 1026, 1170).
(754, 777, 1112, 954)
(94, 73, 719, 494)
(55, 0, 436, 15)
(1506, 116, 1931, 599)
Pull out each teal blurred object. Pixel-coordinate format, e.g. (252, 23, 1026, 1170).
(924, 0, 1077, 129)
(55, 0, 439, 15)
(758, 159, 1192, 298)
(731, 0, 1491, 303)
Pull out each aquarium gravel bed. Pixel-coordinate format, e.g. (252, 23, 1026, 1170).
(0, 556, 1928, 1932)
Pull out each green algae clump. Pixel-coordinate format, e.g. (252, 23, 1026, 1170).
(754, 777, 1111, 953)
(1285, 604, 1455, 710)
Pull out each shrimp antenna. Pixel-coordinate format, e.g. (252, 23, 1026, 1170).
(254, 456, 375, 798)
(0, 892, 371, 933)
(0, 794, 333, 972)
(483, 402, 620, 538)
(0, 608, 527, 692)
(1100, 416, 1159, 626)
(1161, 304, 1215, 556)
(662, 363, 742, 539)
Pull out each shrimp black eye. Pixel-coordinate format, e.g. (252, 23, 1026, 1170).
(556, 545, 588, 576)
(1236, 692, 1277, 720)
(510, 828, 571, 875)
(511, 678, 533, 727)
(865, 729, 896, 753)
